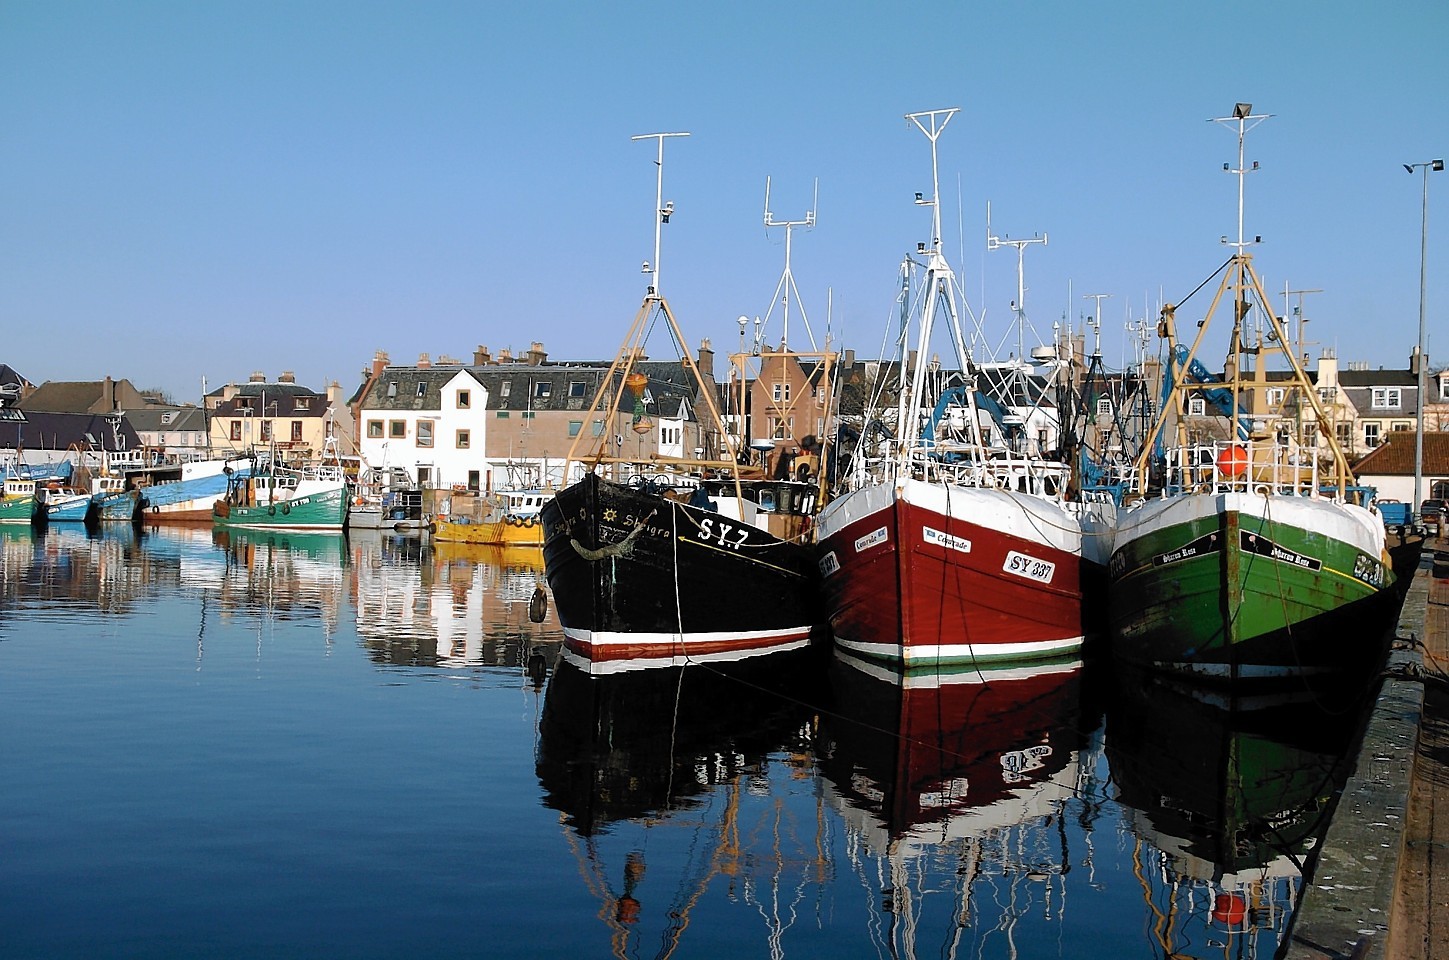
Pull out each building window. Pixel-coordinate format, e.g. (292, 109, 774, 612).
(389, 420, 406, 439)
(1188, 397, 1206, 416)
(534, 381, 551, 399)
(161, 411, 176, 425)
(367, 420, 383, 438)
(386, 381, 398, 399)
(456, 430, 470, 449)
(1096, 397, 1112, 417)
(1318, 387, 1334, 404)
(1364, 422, 1381, 447)
(467, 470, 480, 491)
(569, 380, 587, 398)
(260, 421, 272, 441)
(237, 397, 254, 411)
(417, 421, 433, 447)
(772, 382, 792, 402)
(1335, 422, 1351, 446)
(416, 382, 428, 397)
(291, 421, 303, 441)
(417, 466, 431, 486)
(457, 390, 470, 409)
(230, 421, 242, 441)
(770, 416, 794, 440)
(1265, 387, 1285, 408)
(1371, 387, 1402, 410)
(1440, 379, 1449, 401)
(500, 381, 511, 398)
(522, 411, 535, 419)
(158, 433, 167, 446)
(1393, 421, 1412, 432)
(568, 420, 582, 437)
(496, 411, 510, 419)
(592, 419, 605, 437)
(295, 398, 310, 411)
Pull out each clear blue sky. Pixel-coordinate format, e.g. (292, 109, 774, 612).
(2, 1, 1445, 402)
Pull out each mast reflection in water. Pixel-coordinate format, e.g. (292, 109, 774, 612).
(0, 523, 1393, 958)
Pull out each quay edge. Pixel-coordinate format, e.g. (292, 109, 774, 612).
(1286, 535, 1438, 960)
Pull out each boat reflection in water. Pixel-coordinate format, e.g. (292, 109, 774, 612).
(0, 523, 147, 618)
(536, 649, 826, 957)
(1106, 668, 1370, 958)
(348, 534, 559, 670)
(818, 648, 1091, 958)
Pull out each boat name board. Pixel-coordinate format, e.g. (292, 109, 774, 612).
(922, 526, 972, 554)
(1148, 531, 1221, 570)
(1003, 550, 1056, 584)
(1240, 530, 1322, 572)
(855, 526, 889, 553)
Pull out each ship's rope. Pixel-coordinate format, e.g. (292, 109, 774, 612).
(569, 508, 657, 561)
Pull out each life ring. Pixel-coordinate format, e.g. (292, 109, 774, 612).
(268, 504, 276, 516)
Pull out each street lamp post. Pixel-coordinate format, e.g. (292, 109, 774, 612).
(1405, 158, 1444, 521)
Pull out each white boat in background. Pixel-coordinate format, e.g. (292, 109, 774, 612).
(131, 457, 254, 523)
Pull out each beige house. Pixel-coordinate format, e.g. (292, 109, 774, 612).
(206, 372, 355, 462)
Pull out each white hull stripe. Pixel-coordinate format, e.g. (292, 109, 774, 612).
(835, 634, 1084, 664)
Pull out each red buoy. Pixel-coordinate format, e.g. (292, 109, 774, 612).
(1216, 445, 1249, 478)
(1211, 892, 1248, 925)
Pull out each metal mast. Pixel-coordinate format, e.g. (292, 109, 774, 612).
(761, 177, 819, 351)
(630, 131, 689, 299)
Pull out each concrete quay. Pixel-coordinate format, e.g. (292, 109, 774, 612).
(1286, 532, 1448, 960)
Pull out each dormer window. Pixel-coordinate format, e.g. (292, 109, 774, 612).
(387, 381, 398, 399)
(1371, 387, 1401, 410)
(534, 381, 551, 399)
(1188, 397, 1206, 416)
(416, 382, 428, 397)
(161, 411, 177, 425)
(295, 398, 310, 410)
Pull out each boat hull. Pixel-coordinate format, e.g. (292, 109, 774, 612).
(138, 460, 251, 524)
(0, 496, 44, 525)
(540, 472, 823, 669)
(1108, 492, 1395, 682)
(94, 490, 144, 523)
(212, 485, 348, 531)
(432, 514, 543, 546)
(814, 478, 1093, 669)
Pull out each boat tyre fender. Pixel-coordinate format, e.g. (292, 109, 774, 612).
(268, 504, 276, 516)
(281, 502, 291, 515)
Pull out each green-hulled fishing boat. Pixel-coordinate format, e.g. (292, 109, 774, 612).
(1108, 104, 1397, 684)
(212, 459, 348, 531)
(0, 478, 46, 525)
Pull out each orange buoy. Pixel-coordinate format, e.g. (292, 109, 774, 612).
(1211, 892, 1247, 925)
(1216, 445, 1248, 478)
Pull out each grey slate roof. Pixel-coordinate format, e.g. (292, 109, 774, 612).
(0, 409, 141, 453)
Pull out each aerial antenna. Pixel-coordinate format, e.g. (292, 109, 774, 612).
(1083, 293, 1111, 357)
(1210, 103, 1271, 254)
(630, 131, 690, 300)
(761, 176, 819, 350)
(986, 207, 1048, 361)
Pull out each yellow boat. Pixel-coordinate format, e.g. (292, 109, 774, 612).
(431, 488, 552, 547)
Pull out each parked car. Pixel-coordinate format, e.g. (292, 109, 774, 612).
(1421, 499, 1445, 535)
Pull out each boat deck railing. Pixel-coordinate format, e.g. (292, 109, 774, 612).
(1148, 439, 1332, 498)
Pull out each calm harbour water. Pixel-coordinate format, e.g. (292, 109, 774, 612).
(0, 524, 1381, 959)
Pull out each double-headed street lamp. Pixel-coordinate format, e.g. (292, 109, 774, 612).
(1405, 158, 1443, 519)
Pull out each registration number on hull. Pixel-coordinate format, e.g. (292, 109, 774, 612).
(1003, 550, 1056, 583)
